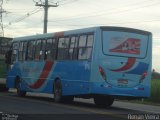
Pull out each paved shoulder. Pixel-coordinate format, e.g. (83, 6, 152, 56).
(113, 101, 160, 114)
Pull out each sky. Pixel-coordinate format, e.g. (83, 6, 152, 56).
(2, 0, 160, 72)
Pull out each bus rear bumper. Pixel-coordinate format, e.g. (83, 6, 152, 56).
(90, 82, 150, 98)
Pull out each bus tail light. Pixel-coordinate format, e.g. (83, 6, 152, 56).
(139, 71, 148, 83)
(99, 66, 107, 80)
(138, 87, 144, 91)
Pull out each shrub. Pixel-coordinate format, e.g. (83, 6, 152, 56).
(149, 79, 160, 103)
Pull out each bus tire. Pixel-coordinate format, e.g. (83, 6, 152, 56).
(54, 79, 74, 103)
(54, 79, 63, 103)
(93, 95, 114, 107)
(15, 77, 26, 97)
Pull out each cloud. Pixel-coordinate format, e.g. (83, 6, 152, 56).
(2, 0, 160, 72)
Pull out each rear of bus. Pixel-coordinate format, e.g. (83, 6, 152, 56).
(92, 26, 152, 98)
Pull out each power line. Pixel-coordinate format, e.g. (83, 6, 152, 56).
(4, 7, 43, 28)
(5, 0, 160, 26)
(48, 19, 160, 28)
(4, 0, 155, 30)
(58, 0, 79, 6)
(4, 0, 160, 36)
(50, 0, 70, 4)
(49, 0, 160, 23)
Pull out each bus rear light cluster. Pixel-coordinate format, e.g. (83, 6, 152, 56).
(99, 66, 107, 81)
(139, 71, 148, 83)
(138, 87, 144, 91)
(104, 84, 112, 88)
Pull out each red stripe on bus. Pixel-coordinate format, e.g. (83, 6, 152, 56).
(111, 57, 136, 72)
(29, 61, 54, 89)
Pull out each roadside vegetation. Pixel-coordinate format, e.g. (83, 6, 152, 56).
(0, 60, 7, 78)
(130, 72, 160, 105)
(149, 71, 160, 103)
(148, 79, 160, 103)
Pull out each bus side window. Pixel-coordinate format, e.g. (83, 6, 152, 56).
(46, 39, 52, 60)
(40, 39, 46, 60)
(57, 37, 69, 60)
(22, 42, 27, 61)
(18, 42, 23, 61)
(69, 36, 78, 60)
(78, 35, 87, 60)
(87, 35, 94, 47)
(27, 41, 35, 60)
(34, 40, 42, 61)
(19, 41, 28, 61)
(52, 39, 57, 60)
(11, 42, 19, 63)
(46, 38, 57, 61)
(78, 34, 94, 60)
(86, 35, 94, 59)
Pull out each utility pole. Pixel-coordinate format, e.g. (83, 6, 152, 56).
(0, 0, 7, 37)
(35, 0, 58, 33)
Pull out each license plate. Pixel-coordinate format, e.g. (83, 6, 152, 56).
(118, 79, 128, 84)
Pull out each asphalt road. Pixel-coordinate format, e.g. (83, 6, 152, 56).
(0, 90, 160, 120)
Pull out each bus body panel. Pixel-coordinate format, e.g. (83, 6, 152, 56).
(6, 27, 95, 95)
(53, 61, 91, 95)
(7, 60, 91, 95)
(90, 27, 152, 97)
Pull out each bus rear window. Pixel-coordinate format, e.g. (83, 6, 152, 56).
(102, 31, 149, 58)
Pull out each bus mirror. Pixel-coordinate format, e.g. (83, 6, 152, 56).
(5, 50, 12, 64)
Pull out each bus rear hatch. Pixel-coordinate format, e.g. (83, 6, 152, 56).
(101, 27, 150, 88)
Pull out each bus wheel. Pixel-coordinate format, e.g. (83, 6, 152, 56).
(93, 95, 114, 107)
(54, 79, 74, 103)
(54, 79, 63, 103)
(15, 78, 26, 97)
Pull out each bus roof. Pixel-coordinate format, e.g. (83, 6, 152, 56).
(12, 26, 151, 42)
(12, 26, 98, 42)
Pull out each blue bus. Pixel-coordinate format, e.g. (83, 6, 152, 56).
(6, 26, 152, 107)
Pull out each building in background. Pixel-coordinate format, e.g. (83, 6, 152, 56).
(0, 37, 12, 91)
